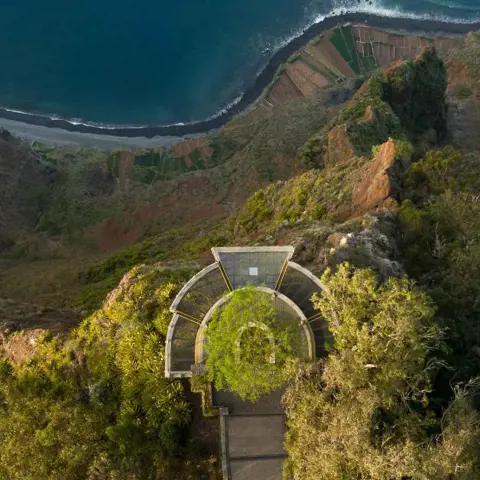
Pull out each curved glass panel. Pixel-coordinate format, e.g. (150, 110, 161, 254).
(308, 316, 332, 357)
(171, 315, 199, 372)
(278, 265, 322, 319)
(176, 266, 229, 319)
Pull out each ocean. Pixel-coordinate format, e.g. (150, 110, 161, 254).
(1, 0, 479, 127)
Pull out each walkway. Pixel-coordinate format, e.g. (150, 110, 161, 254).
(213, 388, 287, 480)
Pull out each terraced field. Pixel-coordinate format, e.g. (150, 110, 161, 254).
(107, 148, 199, 184)
(224, 23, 462, 135)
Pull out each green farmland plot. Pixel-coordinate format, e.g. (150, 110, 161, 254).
(106, 150, 193, 183)
(330, 25, 361, 74)
(106, 145, 223, 185)
(357, 41, 378, 73)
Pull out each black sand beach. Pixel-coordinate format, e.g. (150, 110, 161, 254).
(0, 12, 479, 143)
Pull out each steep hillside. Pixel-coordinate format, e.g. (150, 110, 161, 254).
(0, 263, 220, 479)
(0, 28, 473, 316)
(2, 25, 480, 480)
(0, 83, 349, 310)
(0, 129, 55, 246)
(224, 24, 459, 138)
(235, 47, 446, 236)
(445, 31, 480, 150)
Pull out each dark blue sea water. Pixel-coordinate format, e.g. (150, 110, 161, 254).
(1, 0, 479, 126)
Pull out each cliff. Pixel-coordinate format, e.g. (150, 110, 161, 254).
(1, 25, 480, 480)
(0, 129, 55, 247)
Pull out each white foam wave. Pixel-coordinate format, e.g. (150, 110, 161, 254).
(316, 0, 480, 25)
(264, 0, 479, 77)
(1, 93, 244, 130)
(204, 94, 243, 121)
(0, 106, 139, 130)
(0, 106, 203, 130)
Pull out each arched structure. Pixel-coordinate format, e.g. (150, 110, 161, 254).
(194, 286, 315, 364)
(165, 246, 328, 378)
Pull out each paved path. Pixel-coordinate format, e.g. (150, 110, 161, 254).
(213, 388, 287, 480)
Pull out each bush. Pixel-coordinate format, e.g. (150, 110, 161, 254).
(205, 286, 298, 401)
(399, 191, 480, 379)
(235, 188, 274, 233)
(283, 263, 480, 480)
(403, 146, 462, 199)
(452, 84, 473, 99)
(0, 267, 214, 479)
(297, 133, 324, 169)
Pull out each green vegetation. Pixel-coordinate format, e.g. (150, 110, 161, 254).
(452, 84, 473, 99)
(399, 146, 480, 379)
(283, 264, 480, 479)
(235, 86, 332, 180)
(326, 73, 402, 157)
(76, 226, 229, 311)
(0, 266, 217, 479)
(357, 41, 378, 73)
(235, 188, 274, 233)
(107, 149, 197, 184)
(205, 286, 298, 401)
(296, 133, 323, 169)
(3, 31, 480, 480)
(330, 25, 361, 74)
(315, 47, 447, 157)
(105, 138, 237, 186)
(234, 156, 369, 233)
(328, 23, 381, 74)
(383, 47, 447, 137)
(449, 31, 480, 94)
(28, 147, 118, 236)
(209, 135, 238, 166)
(190, 374, 216, 417)
(403, 145, 462, 197)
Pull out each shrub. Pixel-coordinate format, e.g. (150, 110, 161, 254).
(283, 263, 480, 480)
(452, 84, 473, 99)
(205, 286, 298, 401)
(297, 133, 323, 169)
(235, 188, 274, 233)
(403, 146, 462, 198)
(0, 267, 212, 479)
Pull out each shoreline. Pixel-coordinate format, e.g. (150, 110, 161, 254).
(1, 12, 479, 146)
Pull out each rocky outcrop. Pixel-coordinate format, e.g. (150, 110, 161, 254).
(323, 46, 447, 161)
(352, 139, 403, 214)
(268, 211, 402, 282)
(1, 329, 50, 364)
(383, 47, 447, 139)
(327, 212, 403, 280)
(0, 297, 81, 363)
(324, 123, 356, 165)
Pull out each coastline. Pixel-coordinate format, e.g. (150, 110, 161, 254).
(1, 12, 479, 147)
(0, 118, 183, 149)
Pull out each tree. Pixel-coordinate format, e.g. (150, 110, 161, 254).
(283, 263, 480, 480)
(0, 266, 215, 480)
(399, 146, 480, 379)
(205, 285, 298, 401)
